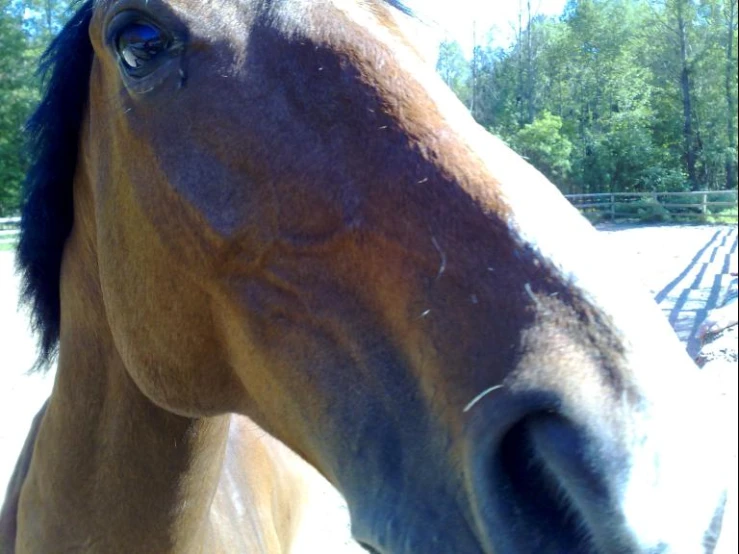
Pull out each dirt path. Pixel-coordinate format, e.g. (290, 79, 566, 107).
(598, 224, 738, 355)
(0, 253, 54, 500)
(1, 224, 737, 552)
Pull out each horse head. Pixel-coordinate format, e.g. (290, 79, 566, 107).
(14, 1, 727, 552)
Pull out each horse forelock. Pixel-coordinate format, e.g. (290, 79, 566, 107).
(16, 0, 95, 371)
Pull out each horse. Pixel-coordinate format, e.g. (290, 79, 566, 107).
(0, 0, 729, 552)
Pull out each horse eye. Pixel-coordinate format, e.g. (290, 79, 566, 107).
(116, 22, 168, 74)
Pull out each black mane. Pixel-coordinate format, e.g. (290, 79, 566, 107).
(16, 0, 94, 370)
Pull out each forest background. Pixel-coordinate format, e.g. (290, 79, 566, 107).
(0, 0, 737, 216)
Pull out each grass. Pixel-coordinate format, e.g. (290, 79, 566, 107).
(0, 240, 17, 252)
(705, 208, 739, 225)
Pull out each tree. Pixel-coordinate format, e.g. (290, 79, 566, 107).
(722, 0, 738, 189)
(21, 0, 71, 38)
(673, 0, 700, 189)
(0, 0, 74, 215)
(0, 0, 37, 214)
(437, 0, 737, 195)
(645, 0, 738, 190)
(436, 40, 471, 106)
(510, 111, 574, 188)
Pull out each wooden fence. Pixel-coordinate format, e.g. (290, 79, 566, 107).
(565, 190, 738, 221)
(0, 217, 20, 247)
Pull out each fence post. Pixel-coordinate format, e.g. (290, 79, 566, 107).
(701, 193, 707, 215)
(610, 194, 615, 221)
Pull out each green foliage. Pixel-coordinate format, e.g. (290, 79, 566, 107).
(22, 0, 73, 38)
(435, 0, 739, 196)
(705, 207, 738, 223)
(509, 111, 573, 185)
(0, 0, 74, 216)
(436, 40, 471, 106)
(634, 196, 672, 222)
(0, 1, 34, 214)
(0, 239, 18, 251)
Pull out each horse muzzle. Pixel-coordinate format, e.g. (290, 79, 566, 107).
(351, 385, 728, 554)
(463, 391, 728, 554)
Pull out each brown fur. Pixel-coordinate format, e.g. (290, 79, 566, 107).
(3, 1, 728, 553)
(1, 402, 48, 554)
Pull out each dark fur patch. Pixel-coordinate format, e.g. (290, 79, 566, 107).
(16, 1, 94, 371)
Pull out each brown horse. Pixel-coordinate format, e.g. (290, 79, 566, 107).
(0, 1, 729, 552)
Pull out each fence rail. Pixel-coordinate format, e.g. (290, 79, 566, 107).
(0, 217, 20, 246)
(565, 190, 738, 221)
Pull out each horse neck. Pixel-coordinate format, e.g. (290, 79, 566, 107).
(16, 197, 231, 553)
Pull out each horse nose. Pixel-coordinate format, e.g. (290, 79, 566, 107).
(465, 398, 725, 554)
(468, 409, 614, 553)
(500, 415, 627, 551)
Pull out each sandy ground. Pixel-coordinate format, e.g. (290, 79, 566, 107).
(1, 224, 737, 552)
(0, 254, 54, 501)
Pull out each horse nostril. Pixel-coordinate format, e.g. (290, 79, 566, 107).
(468, 410, 641, 553)
(494, 414, 598, 551)
(478, 412, 727, 554)
(514, 414, 615, 505)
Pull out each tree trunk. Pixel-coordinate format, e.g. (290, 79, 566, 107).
(677, 1, 699, 190)
(471, 20, 477, 119)
(726, 0, 738, 190)
(517, 3, 525, 127)
(44, 0, 53, 36)
(526, 0, 535, 125)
